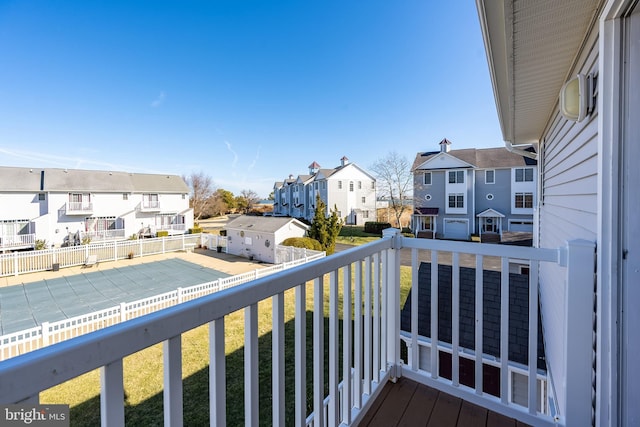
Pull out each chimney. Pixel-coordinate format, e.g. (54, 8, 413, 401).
(288, 174, 294, 180)
(439, 138, 452, 153)
(308, 161, 321, 174)
(340, 156, 349, 167)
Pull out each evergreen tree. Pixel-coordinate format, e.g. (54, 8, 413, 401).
(308, 195, 343, 255)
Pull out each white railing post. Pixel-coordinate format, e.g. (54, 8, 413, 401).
(13, 251, 18, 276)
(114, 240, 118, 262)
(177, 287, 183, 304)
(563, 239, 596, 427)
(162, 237, 166, 254)
(120, 303, 127, 322)
(100, 359, 125, 426)
(163, 336, 183, 427)
(41, 322, 50, 347)
(382, 228, 401, 379)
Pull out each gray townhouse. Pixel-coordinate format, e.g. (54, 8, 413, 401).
(412, 139, 536, 241)
(272, 157, 377, 225)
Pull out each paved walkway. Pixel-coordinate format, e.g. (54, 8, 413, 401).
(0, 249, 267, 335)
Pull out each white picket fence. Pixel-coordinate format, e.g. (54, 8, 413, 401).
(0, 234, 203, 277)
(0, 250, 325, 361)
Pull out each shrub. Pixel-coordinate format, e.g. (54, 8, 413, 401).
(364, 222, 392, 235)
(156, 230, 169, 238)
(281, 237, 323, 251)
(189, 227, 203, 234)
(128, 234, 138, 240)
(81, 236, 92, 245)
(34, 239, 48, 250)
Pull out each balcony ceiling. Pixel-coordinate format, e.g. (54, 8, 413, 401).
(476, 0, 602, 145)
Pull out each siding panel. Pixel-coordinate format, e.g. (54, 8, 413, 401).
(538, 33, 598, 416)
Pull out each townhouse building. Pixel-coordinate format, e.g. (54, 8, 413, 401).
(272, 157, 376, 226)
(412, 139, 536, 241)
(0, 166, 194, 250)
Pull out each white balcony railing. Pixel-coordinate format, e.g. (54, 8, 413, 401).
(65, 201, 93, 214)
(0, 233, 36, 250)
(157, 223, 186, 232)
(82, 229, 126, 242)
(0, 229, 595, 426)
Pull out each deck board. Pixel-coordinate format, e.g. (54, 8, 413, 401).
(358, 377, 531, 427)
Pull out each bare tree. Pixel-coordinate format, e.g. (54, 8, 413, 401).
(370, 151, 413, 229)
(238, 189, 260, 213)
(184, 172, 215, 220)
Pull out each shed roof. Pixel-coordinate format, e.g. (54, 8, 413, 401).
(224, 215, 309, 234)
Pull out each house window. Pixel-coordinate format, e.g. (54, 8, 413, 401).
(349, 182, 354, 192)
(515, 168, 534, 182)
(425, 194, 432, 201)
(182, 194, 186, 199)
(485, 170, 495, 184)
(123, 193, 129, 200)
(423, 172, 432, 185)
(448, 193, 464, 208)
(337, 211, 342, 217)
(38, 193, 45, 201)
(361, 197, 366, 203)
(515, 192, 534, 208)
(358, 181, 362, 189)
(448, 170, 465, 183)
(371, 181, 375, 189)
(486, 193, 494, 200)
(143, 193, 159, 209)
(338, 181, 342, 189)
(363, 211, 369, 219)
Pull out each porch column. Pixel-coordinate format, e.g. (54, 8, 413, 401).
(563, 239, 596, 427)
(382, 228, 401, 379)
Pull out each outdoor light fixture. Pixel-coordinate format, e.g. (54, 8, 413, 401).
(560, 73, 595, 122)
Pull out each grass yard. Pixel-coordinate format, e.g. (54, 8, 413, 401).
(336, 226, 382, 246)
(40, 265, 412, 426)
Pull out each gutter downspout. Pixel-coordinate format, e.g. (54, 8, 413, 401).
(505, 141, 538, 160)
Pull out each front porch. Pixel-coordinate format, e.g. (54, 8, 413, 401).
(0, 229, 595, 426)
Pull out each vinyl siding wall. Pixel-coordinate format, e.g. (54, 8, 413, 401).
(537, 31, 599, 415)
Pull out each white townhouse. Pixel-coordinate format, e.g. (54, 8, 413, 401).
(0, 166, 194, 250)
(412, 139, 537, 241)
(273, 157, 377, 226)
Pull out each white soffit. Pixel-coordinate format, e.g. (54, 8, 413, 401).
(477, 0, 601, 144)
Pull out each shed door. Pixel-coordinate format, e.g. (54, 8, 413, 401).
(443, 219, 468, 240)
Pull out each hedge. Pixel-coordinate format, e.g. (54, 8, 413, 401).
(281, 237, 323, 251)
(364, 222, 392, 235)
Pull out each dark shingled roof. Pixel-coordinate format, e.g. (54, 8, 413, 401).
(415, 207, 439, 215)
(400, 263, 546, 371)
(412, 146, 537, 171)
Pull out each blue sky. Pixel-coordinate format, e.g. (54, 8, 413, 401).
(0, 1, 502, 198)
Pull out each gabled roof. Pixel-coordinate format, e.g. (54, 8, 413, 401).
(0, 166, 189, 193)
(296, 174, 314, 184)
(400, 263, 545, 370)
(326, 162, 376, 181)
(224, 215, 309, 234)
(412, 147, 536, 171)
(476, 0, 602, 145)
(477, 208, 505, 218)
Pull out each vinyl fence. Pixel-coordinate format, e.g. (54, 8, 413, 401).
(0, 234, 204, 277)
(0, 249, 325, 361)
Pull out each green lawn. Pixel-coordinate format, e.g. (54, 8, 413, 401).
(41, 264, 412, 426)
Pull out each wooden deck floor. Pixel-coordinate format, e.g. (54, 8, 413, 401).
(359, 377, 532, 427)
